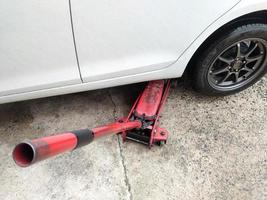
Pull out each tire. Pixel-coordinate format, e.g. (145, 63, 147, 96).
(193, 23, 267, 96)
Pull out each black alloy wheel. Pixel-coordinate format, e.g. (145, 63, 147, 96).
(193, 23, 267, 96)
(207, 39, 266, 90)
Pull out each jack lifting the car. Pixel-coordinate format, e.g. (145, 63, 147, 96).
(13, 80, 172, 167)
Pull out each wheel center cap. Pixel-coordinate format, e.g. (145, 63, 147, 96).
(232, 60, 243, 70)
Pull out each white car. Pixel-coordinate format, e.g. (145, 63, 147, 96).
(1, 0, 267, 104)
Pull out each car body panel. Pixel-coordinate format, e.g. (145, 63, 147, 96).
(71, 0, 240, 82)
(0, 0, 81, 96)
(1, 0, 267, 104)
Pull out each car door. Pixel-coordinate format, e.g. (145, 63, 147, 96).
(71, 0, 240, 83)
(0, 0, 81, 96)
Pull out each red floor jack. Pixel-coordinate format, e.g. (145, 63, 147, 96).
(13, 80, 171, 167)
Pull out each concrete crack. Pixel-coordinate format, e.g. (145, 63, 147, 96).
(107, 89, 133, 200)
(108, 89, 118, 120)
(117, 136, 133, 200)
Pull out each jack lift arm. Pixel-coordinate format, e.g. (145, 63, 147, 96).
(13, 80, 172, 167)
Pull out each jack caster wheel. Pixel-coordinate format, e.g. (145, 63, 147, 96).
(157, 141, 166, 146)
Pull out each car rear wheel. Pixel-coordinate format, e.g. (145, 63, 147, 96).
(193, 23, 267, 96)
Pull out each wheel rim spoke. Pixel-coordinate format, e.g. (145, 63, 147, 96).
(234, 72, 239, 82)
(218, 56, 234, 65)
(236, 42, 242, 58)
(211, 67, 229, 75)
(241, 66, 253, 73)
(251, 58, 263, 71)
(246, 55, 264, 63)
(245, 43, 258, 58)
(219, 72, 231, 83)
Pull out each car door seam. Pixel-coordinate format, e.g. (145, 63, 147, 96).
(68, 0, 84, 82)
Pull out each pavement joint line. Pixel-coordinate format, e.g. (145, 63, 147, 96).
(117, 135, 133, 200)
(108, 89, 133, 200)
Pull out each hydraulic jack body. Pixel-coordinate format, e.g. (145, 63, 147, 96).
(13, 80, 171, 167)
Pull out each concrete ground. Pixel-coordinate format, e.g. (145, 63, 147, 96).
(0, 76, 266, 200)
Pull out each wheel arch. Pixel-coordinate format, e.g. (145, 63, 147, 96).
(183, 10, 267, 80)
